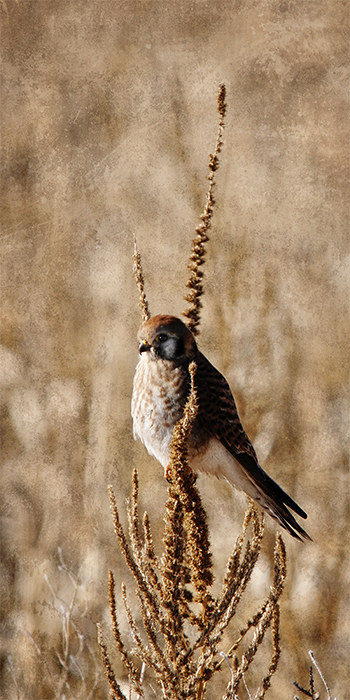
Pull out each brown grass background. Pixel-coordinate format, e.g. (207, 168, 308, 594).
(1, 1, 349, 698)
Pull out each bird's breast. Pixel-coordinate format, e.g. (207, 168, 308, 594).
(131, 356, 189, 467)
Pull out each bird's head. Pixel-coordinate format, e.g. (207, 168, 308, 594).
(137, 315, 197, 364)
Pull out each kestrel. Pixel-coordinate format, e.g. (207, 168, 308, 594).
(132, 314, 310, 541)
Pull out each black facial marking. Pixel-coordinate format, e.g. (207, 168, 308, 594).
(154, 333, 186, 362)
(175, 336, 185, 357)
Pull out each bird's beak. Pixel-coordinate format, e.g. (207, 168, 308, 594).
(139, 341, 151, 354)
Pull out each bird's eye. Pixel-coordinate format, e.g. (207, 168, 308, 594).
(155, 333, 168, 343)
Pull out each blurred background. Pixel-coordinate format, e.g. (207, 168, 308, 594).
(1, 1, 349, 698)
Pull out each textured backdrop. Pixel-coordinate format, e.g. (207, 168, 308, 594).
(1, 1, 349, 698)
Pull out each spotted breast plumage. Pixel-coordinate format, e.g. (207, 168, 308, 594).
(132, 314, 311, 541)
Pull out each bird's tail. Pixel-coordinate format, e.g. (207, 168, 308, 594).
(249, 468, 312, 541)
(231, 451, 312, 541)
(257, 487, 312, 541)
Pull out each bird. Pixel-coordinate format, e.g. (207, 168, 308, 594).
(132, 314, 311, 541)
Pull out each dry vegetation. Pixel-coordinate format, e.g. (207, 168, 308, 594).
(98, 356, 287, 698)
(1, 1, 349, 698)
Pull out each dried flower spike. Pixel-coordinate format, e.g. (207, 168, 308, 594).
(183, 83, 226, 335)
(133, 235, 150, 323)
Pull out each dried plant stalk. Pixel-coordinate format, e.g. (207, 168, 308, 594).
(133, 235, 150, 323)
(167, 361, 214, 602)
(108, 571, 145, 697)
(183, 83, 226, 335)
(133, 84, 225, 332)
(97, 622, 127, 700)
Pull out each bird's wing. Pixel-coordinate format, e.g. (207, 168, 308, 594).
(194, 351, 259, 461)
(194, 352, 310, 539)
